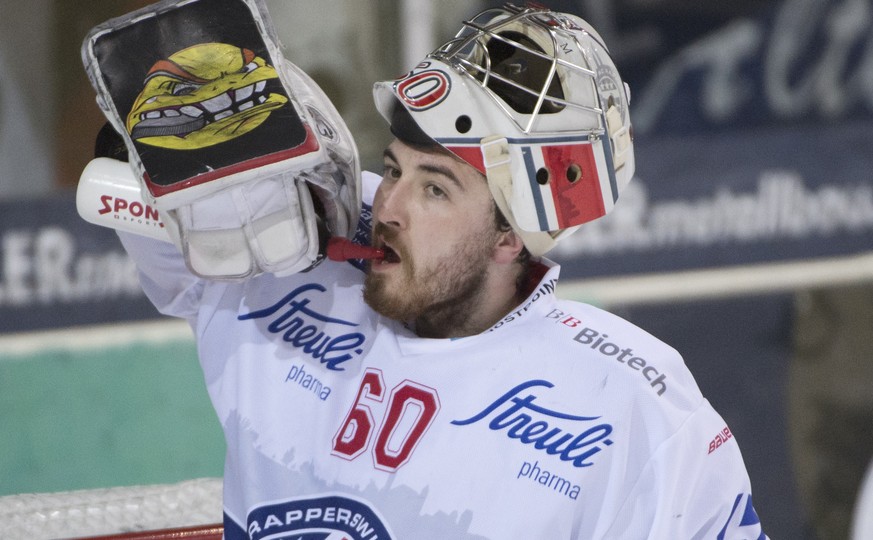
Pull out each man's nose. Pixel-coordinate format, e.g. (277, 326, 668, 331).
(374, 180, 409, 229)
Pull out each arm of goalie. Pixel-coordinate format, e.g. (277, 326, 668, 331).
(77, 157, 381, 273)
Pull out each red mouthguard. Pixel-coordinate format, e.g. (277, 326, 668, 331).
(327, 237, 385, 261)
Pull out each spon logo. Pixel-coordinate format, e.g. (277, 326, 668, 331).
(98, 195, 163, 227)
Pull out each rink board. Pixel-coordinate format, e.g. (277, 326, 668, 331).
(0, 320, 224, 496)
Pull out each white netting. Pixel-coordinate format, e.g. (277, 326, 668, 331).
(0, 478, 222, 540)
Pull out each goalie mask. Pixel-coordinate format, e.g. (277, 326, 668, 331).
(80, 0, 360, 279)
(373, 3, 634, 256)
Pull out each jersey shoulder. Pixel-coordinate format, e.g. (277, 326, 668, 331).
(536, 298, 706, 412)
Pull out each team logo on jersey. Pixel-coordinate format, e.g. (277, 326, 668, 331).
(238, 283, 368, 371)
(451, 379, 615, 468)
(231, 494, 393, 540)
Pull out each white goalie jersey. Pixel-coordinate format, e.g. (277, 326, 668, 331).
(118, 172, 766, 539)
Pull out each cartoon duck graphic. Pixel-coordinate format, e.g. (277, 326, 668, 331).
(126, 43, 288, 150)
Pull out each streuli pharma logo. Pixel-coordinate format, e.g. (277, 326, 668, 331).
(238, 283, 367, 371)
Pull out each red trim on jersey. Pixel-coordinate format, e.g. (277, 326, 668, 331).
(523, 261, 550, 297)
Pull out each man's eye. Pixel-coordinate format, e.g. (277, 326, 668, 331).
(383, 165, 401, 179)
(427, 184, 447, 198)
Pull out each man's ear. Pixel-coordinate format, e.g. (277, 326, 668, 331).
(493, 229, 525, 264)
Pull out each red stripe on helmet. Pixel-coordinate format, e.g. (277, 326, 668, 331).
(445, 145, 486, 176)
(541, 143, 605, 227)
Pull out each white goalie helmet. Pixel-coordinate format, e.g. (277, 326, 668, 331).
(373, 3, 634, 256)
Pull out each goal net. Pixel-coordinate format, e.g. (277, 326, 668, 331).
(0, 478, 223, 540)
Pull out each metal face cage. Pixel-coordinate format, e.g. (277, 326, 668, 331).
(431, 3, 607, 135)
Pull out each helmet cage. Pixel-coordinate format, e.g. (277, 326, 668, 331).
(434, 5, 606, 136)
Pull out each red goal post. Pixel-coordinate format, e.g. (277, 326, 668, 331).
(75, 524, 223, 540)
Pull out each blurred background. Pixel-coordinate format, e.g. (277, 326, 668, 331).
(1, 1, 871, 539)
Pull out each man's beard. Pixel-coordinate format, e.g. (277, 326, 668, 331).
(363, 225, 499, 334)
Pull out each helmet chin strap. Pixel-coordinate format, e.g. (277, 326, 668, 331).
(480, 135, 564, 258)
(606, 100, 633, 173)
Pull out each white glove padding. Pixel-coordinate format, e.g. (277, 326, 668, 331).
(79, 0, 360, 279)
(168, 171, 325, 278)
(76, 155, 328, 278)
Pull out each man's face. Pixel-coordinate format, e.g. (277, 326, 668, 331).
(364, 139, 502, 326)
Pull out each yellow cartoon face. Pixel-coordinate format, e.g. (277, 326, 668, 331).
(126, 43, 289, 150)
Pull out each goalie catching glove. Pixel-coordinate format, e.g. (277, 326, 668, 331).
(78, 0, 360, 279)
